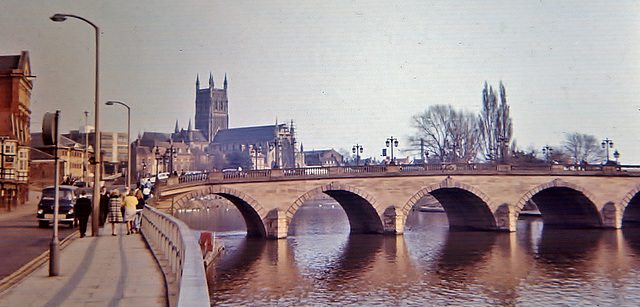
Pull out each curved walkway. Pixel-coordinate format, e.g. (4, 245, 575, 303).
(0, 225, 167, 306)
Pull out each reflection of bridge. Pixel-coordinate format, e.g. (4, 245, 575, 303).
(154, 164, 640, 238)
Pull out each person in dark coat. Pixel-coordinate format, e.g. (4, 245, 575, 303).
(99, 186, 110, 227)
(74, 191, 92, 238)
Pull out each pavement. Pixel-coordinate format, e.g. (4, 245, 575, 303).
(0, 205, 168, 306)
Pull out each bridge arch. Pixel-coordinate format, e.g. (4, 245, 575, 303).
(516, 179, 602, 228)
(402, 178, 500, 231)
(173, 186, 267, 237)
(287, 182, 384, 234)
(621, 184, 640, 226)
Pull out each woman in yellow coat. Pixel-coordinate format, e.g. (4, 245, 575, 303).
(122, 190, 139, 235)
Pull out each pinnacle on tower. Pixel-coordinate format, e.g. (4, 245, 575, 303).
(196, 74, 200, 89)
(224, 73, 228, 90)
(209, 72, 214, 88)
(174, 120, 179, 133)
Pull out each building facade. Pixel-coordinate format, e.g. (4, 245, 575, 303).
(209, 122, 301, 169)
(65, 128, 129, 177)
(30, 133, 86, 185)
(0, 51, 32, 208)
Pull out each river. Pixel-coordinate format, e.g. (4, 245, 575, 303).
(175, 202, 640, 306)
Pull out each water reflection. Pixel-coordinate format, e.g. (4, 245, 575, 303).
(176, 203, 640, 306)
(208, 237, 265, 288)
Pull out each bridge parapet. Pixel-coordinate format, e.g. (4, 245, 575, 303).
(160, 164, 640, 192)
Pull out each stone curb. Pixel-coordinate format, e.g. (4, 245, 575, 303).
(0, 231, 78, 294)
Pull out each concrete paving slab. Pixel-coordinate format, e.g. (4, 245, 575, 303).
(0, 224, 167, 306)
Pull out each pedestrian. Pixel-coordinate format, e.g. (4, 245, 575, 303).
(74, 191, 92, 238)
(107, 189, 123, 236)
(99, 186, 110, 227)
(133, 185, 145, 232)
(135, 185, 145, 209)
(122, 190, 138, 235)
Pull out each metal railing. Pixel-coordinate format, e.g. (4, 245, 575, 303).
(141, 205, 210, 307)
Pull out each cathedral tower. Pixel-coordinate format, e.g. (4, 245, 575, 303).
(195, 73, 229, 142)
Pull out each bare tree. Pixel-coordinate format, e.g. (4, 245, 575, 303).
(478, 81, 512, 163)
(562, 132, 605, 164)
(409, 105, 480, 163)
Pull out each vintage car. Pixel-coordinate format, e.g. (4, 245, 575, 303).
(36, 185, 78, 228)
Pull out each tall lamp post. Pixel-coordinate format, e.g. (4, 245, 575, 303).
(50, 13, 101, 237)
(167, 145, 177, 174)
(105, 101, 130, 189)
(352, 144, 363, 166)
(251, 145, 262, 170)
(154, 147, 161, 182)
(269, 139, 283, 169)
(602, 138, 614, 163)
(385, 136, 399, 165)
(542, 145, 553, 164)
(82, 110, 88, 183)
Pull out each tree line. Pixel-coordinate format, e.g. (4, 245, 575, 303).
(408, 82, 609, 165)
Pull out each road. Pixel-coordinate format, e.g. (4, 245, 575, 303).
(0, 206, 77, 279)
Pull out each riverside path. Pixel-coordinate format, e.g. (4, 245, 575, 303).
(0, 220, 167, 306)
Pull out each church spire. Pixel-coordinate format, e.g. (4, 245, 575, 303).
(174, 120, 179, 133)
(224, 73, 228, 90)
(209, 72, 214, 88)
(196, 74, 200, 89)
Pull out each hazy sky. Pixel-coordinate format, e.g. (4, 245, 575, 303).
(2, 1, 640, 163)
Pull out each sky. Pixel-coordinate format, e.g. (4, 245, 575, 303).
(2, 1, 640, 163)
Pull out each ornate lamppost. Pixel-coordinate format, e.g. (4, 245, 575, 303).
(602, 138, 614, 163)
(154, 147, 161, 182)
(167, 145, 177, 175)
(269, 139, 283, 169)
(385, 136, 399, 165)
(352, 144, 363, 166)
(251, 145, 262, 170)
(542, 145, 553, 164)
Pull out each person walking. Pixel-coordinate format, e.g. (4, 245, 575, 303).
(74, 191, 92, 238)
(133, 185, 145, 232)
(122, 190, 138, 235)
(99, 186, 110, 227)
(107, 189, 123, 236)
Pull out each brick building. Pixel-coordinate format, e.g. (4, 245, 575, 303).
(0, 51, 32, 209)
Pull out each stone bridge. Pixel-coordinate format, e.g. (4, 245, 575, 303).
(153, 164, 640, 239)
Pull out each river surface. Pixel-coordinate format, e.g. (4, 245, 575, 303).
(176, 203, 640, 306)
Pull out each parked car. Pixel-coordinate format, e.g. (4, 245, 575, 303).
(36, 185, 78, 228)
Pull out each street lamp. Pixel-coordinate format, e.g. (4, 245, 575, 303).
(613, 150, 620, 164)
(602, 138, 614, 163)
(269, 139, 283, 169)
(166, 145, 177, 174)
(542, 145, 553, 163)
(385, 136, 399, 165)
(105, 101, 130, 189)
(154, 147, 161, 182)
(251, 145, 262, 170)
(50, 13, 101, 237)
(82, 111, 88, 183)
(352, 144, 363, 166)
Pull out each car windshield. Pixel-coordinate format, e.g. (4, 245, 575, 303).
(42, 189, 75, 201)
